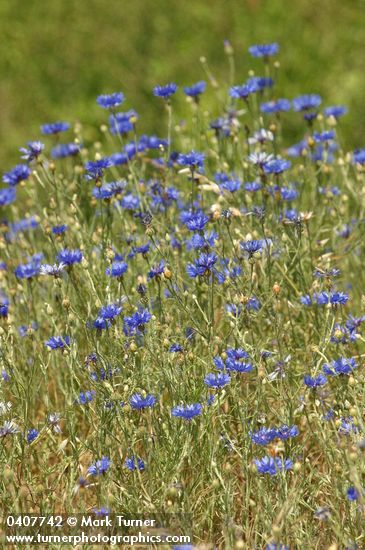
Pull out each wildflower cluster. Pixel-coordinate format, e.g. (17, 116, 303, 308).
(0, 40, 364, 549)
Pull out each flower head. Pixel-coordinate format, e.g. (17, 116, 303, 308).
(88, 456, 111, 476)
(204, 372, 231, 388)
(57, 249, 83, 265)
(3, 164, 31, 186)
(129, 393, 156, 410)
(41, 121, 70, 134)
(97, 92, 125, 109)
(249, 43, 279, 58)
(183, 81, 206, 98)
(153, 83, 178, 99)
(172, 403, 202, 420)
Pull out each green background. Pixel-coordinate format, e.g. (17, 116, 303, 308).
(1, 0, 365, 167)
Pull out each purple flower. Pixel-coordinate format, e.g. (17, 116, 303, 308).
(129, 393, 156, 410)
(183, 81, 206, 98)
(153, 83, 177, 99)
(172, 403, 202, 420)
(123, 308, 151, 336)
(177, 151, 205, 171)
(254, 456, 293, 475)
(88, 456, 111, 476)
(249, 43, 279, 58)
(57, 249, 83, 265)
(204, 372, 231, 388)
(186, 252, 218, 278)
(106, 261, 128, 278)
(3, 164, 31, 186)
(260, 99, 291, 113)
(125, 456, 145, 471)
(41, 121, 70, 134)
(97, 92, 125, 109)
(45, 336, 70, 350)
(292, 94, 322, 112)
(0, 187, 16, 206)
(304, 374, 327, 388)
(20, 141, 44, 162)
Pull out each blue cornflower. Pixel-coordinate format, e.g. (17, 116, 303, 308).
(88, 456, 111, 476)
(247, 76, 274, 91)
(186, 252, 218, 278)
(148, 260, 165, 280)
(254, 456, 293, 476)
(172, 403, 202, 420)
(226, 347, 253, 371)
(260, 99, 291, 113)
(123, 308, 151, 336)
(39, 263, 66, 277)
(330, 291, 349, 306)
(204, 372, 231, 388)
(3, 164, 31, 186)
(77, 390, 96, 405)
(251, 427, 277, 445)
(214, 348, 252, 373)
(240, 239, 264, 257)
(129, 393, 156, 410)
(153, 83, 178, 99)
(339, 417, 361, 436)
(346, 487, 359, 501)
(20, 141, 44, 162)
(93, 507, 110, 516)
(51, 143, 80, 159)
(186, 231, 218, 250)
(109, 110, 137, 135)
(0, 295, 9, 318)
(177, 150, 205, 171)
(128, 242, 151, 258)
(85, 158, 112, 180)
(219, 178, 241, 193)
(97, 92, 125, 109)
(93, 317, 111, 330)
(169, 343, 183, 353)
(245, 181, 262, 192)
(26, 429, 39, 443)
(353, 149, 365, 164)
(276, 425, 299, 440)
(105, 261, 128, 278)
(41, 121, 70, 134)
(52, 224, 67, 235)
(323, 356, 357, 376)
(324, 105, 347, 118)
(263, 158, 291, 174)
(249, 43, 279, 58)
(292, 94, 322, 112)
(98, 303, 122, 320)
(93, 181, 126, 199)
(57, 248, 83, 265)
(183, 81, 206, 98)
(229, 83, 256, 100)
(315, 291, 329, 305)
(266, 544, 289, 550)
(313, 130, 335, 143)
(0, 187, 16, 206)
(121, 193, 140, 210)
(125, 456, 145, 471)
(45, 336, 70, 350)
(304, 374, 327, 388)
(184, 211, 209, 231)
(14, 260, 41, 279)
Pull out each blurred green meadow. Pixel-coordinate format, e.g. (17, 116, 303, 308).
(1, 0, 365, 166)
